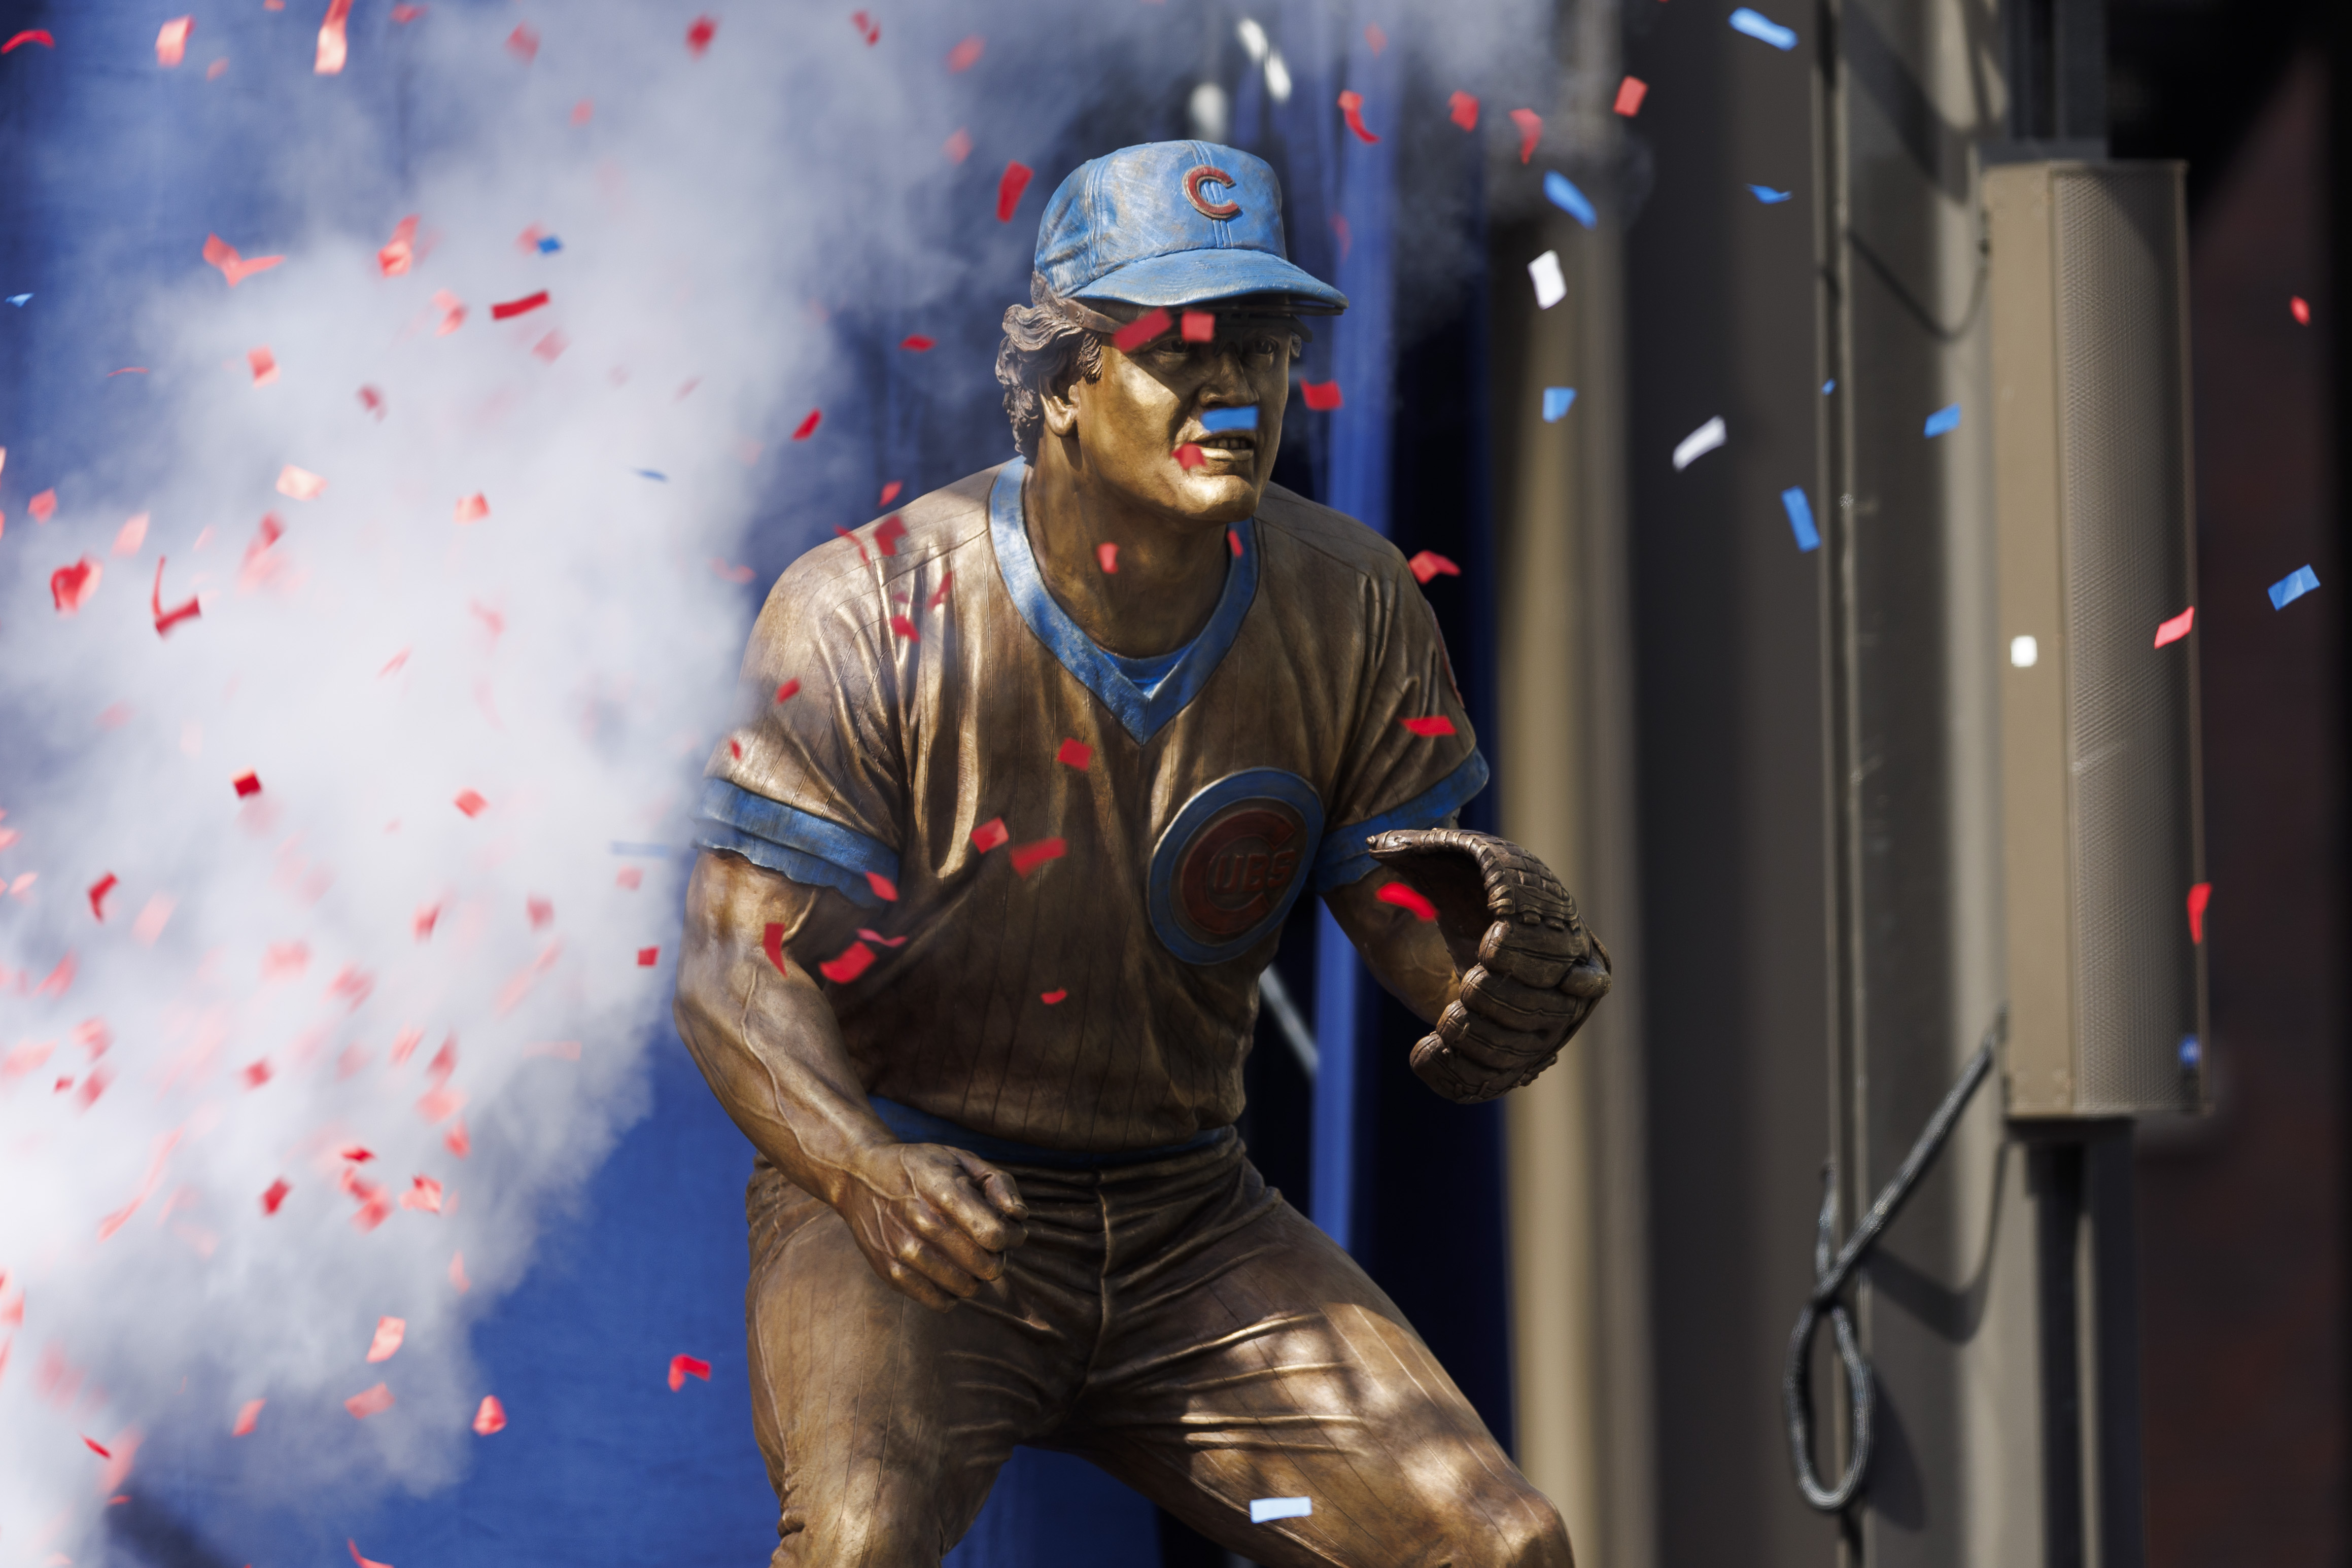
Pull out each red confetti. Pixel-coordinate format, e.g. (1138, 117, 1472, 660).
(146, 557, 198, 636)
(819, 940, 876, 984)
(971, 818, 1009, 853)
(247, 345, 279, 386)
(668, 1353, 712, 1390)
(1041, 989, 1068, 1004)
(1400, 715, 1457, 737)
(532, 329, 568, 362)
(444, 1122, 470, 1159)
(2153, 605, 2194, 648)
(1407, 550, 1461, 584)
(359, 384, 386, 418)
(2291, 296, 2311, 325)
(29, 488, 57, 522)
(276, 464, 326, 500)
(851, 11, 880, 45)
(946, 34, 984, 71)
(87, 874, 116, 921)
(571, 98, 592, 124)
(377, 215, 417, 276)
(157, 17, 193, 67)
(1299, 380, 1343, 411)
(763, 922, 788, 974)
(1181, 309, 1216, 342)
(1174, 444, 1206, 470)
(616, 866, 643, 890)
(1509, 107, 1542, 163)
(454, 789, 488, 817)
(686, 15, 717, 56)
(1337, 89, 1380, 143)
(944, 128, 973, 164)
(203, 233, 284, 287)
(1448, 91, 1479, 131)
(901, 334, 935, 352)
(1057, 738, 1092, 769)
(927, 571, 954, 609)
(636, 946, 660, 966)
(791, 408, 822, 440)
(1010, 838, 1066, 877)
(506, 22, 539, 61)
(1613, 75, 1648, 116)
(879, 480, 904, 506)
(392, 4, 427, 20)
(401, 1175, 443, 1213)
(232, 1399, 264, 1437)
(232, 770, 262, 799)
(489, 290, 548, 321)
(50, 557, 99, 613)
(366, 1316, 406, 1363)
(1113, 307, 1173, 353)
(996, 161, 1033, 223)
(472, 1395, 507, 1435)
(316, 0, 352, 73)
(343, 1146, 375, 1164)
(832, 525, 870, 564)
(453, 493, 490, 525)
(84, 1436, 113, 1459)
(344, 1383, 395, 1420)
(1365, 22, 1387, 52)
(2, 29, 54, 52)
(1376, 881, 1438, 920)
(1228, 527, 1243, 557)
(350, 1541, 393, 1568)
(1097, 542, 1120, 573)
(889, 613, 921, 641)
(866, 870, 900, 901)
(874, 515, 907, 555)
(239, 1059, 272, 1089)
(2187, 882, 2211, 945)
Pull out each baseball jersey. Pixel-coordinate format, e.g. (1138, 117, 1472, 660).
(697, 458, 1485, 1153)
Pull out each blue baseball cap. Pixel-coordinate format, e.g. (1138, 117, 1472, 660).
(1034, 141, 1347, 315)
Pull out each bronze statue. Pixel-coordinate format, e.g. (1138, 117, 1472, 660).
(674, 141, 1610, 1567)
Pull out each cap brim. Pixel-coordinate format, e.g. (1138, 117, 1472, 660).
(1073, 249, 1348, 315)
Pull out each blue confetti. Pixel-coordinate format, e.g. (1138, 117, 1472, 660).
(1821, 379, 1836, 394)
(1199, 405, 1259, 433)
(4, 293, 28, 306)
(2268, 564, 2321, 610)
(1746, 185, 1792, 204)
(537, 236, 563, 254)
(1923, 403, 1962, 438)
(1542, 387, 1577, 422)
(1730, 7, 1798, 49)
(634, 468, 669, 481)
(2177, 1034, 2201, 1070)
(1543, 171, 1597, 229)
(1780, 486, 1820, 552)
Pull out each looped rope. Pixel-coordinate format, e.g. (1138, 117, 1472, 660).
(1783, 1011, 2004, 1512)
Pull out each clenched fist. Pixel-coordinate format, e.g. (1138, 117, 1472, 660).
(1366, 828, 1613, 1103)
(834, 1141, 1030, 1311)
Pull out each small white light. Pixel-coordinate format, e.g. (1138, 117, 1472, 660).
(1264, 48, 1292, 103)
(1188, 82, 1230, 144)
(1235, 18, 1268, 61)
(2009, 634, 2038, 668)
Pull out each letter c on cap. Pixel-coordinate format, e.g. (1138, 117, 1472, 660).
(1183, 165, 1242, 221)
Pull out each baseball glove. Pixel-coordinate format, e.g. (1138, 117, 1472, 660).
(1365, 827, 1612, 1103)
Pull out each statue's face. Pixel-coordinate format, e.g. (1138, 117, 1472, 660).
(1055, 309, 1298, 530)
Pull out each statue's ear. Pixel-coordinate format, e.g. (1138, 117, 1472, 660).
(1040, 374, 1083, 439)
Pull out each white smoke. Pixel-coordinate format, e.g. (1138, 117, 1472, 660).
(0, 1, 1580, 1558)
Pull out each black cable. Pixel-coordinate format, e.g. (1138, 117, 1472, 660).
(1783, 1009, 2005, 1513)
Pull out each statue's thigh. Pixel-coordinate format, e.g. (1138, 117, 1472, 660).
(744, 1178, 1088, 1567)
(1067, 1199, 1571, 1568)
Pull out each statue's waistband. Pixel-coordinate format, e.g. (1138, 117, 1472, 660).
(868, 1096, 1232, 1171)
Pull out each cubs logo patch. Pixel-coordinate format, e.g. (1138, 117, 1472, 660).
(1183, 164, 1242, 221)
(1148, 770, 1323, 965)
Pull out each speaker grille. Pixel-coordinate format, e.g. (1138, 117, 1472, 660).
(2052, 167, 2200, 1113)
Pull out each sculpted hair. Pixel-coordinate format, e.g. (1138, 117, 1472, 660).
(997, 273, 1104, 461)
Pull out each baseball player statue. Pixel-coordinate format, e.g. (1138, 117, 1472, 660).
(675, 141, 1611, 1568)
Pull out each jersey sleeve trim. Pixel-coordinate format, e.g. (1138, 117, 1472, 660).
(694, 777, 897, 908)
(1311, 749, 1492, 891)
(989, 458, 1261, 744)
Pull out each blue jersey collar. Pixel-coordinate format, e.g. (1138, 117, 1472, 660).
(989, 458, 1260, 745)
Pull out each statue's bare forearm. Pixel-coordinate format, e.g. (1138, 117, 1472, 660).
(673, 851, 898, 1207)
